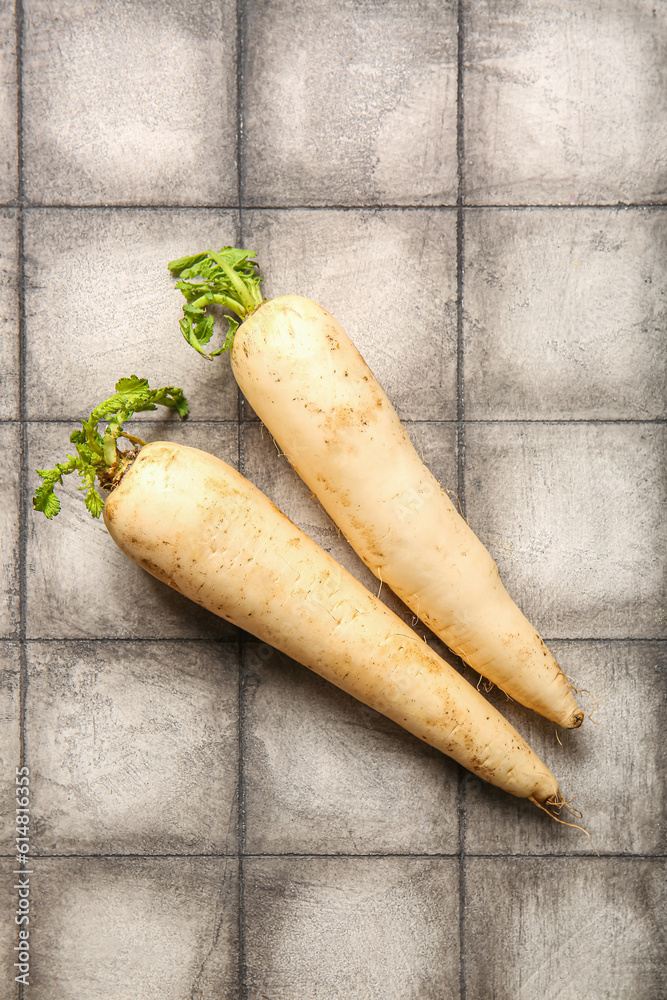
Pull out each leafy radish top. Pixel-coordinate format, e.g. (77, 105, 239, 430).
(168, 247, 263, 359)
(33, 376, 188, 519)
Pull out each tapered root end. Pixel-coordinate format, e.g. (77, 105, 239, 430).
(529, 793, 599, 854)
(568, 707, 585, 729)
(548, 704, 585, 729)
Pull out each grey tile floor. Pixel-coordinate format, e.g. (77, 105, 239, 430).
(2, 0, 666, 997)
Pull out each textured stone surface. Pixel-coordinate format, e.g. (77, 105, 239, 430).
(27, 421, 239, 639)
(464, 208, 667, 420)
(0, 3, 17, 204)
(22, 0, 238, 206)
(26, 642, 239, 855)
(464, 0, 667, 204)
(245, 857, 460, 1000)
(0, 424, 19, 638)
(464, 422, 667, 639)
(242, 209, 458, 420)
(243, 643, 459, 855)
(29, 857, 239, 999)
(24, 208, 241, 421)
(0, 212, 18, 419)
(465, 858, 666, 999)
(5, 0, 667, 994)
(463, 641, 667, 855)
(243, 0, 458, 206)
(0, 645, 20, 854)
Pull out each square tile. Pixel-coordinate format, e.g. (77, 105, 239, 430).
(464, 0, 667, 204)
(0, 644, 20, 854)
(0, 2, 17, 204)
(0, 211, 19, 419)
(243, 209, 458, 420)
(30, 857, 239, 999)
(27, 421, 239, 638)
(26, 641, 239, 855)
(243, 1, 458, 206)
(0, 424, 20, 638)
(242, 420, 458, 626)
(24, 208, 241, 421)
(463, 209, 667, 420)
(464, 641, 666, 855)
(243, 643, 459, 855)
(465, 858, 666, 999)
(463, 422, 666, 638)
(245, 857, 459, 1000)
(22, 0, 238, 206)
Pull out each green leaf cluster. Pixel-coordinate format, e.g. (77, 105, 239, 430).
(168, 247, 264, 359)
(33, 376, 189, 520)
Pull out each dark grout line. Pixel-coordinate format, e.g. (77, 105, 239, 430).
(4, 417, 667, 427)
(4, 202, 457, 211)
(6, 418, 244, 426)
(236, 3, 245, 238)
(235, 3, 247, 995)
(15, 853, 241, 861)
(459, 418, 667, 426)
(16, 3, 27, 1000)
(11, 635, 665, 645)
(241, 852, 667, 860)
(463, 202, 667, 210)
(6, 851, 664, 861)
(16, 4, 26, 697)
(455, 6, 467, 998)
(16, 12, 26, 713)
(241, 852, 462, 860)
(19, 636, 247, 644)
(238, 644, 248, 998)
(457, 766, 467, 999)
(544, 636, 667, 644)
(455, 64, 466, 508)
(2, 202, 667, 212)
(3, 417, 667, 427)
(1, 203, 244, 211)
(3, 202, 667, 211)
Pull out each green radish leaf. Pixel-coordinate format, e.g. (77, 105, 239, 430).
(169, 246, 264, 357)
(84, 487, 105, 519)
(180, 314, 215, 356)
(33, 481, 61, 519)
(34, 377, 189, 519)
(220, 314, 239, 353)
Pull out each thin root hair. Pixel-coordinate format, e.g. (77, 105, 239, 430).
(568, 685, 601, 725)
(529, 795, 599, 856)
(444, 487, 465, 519)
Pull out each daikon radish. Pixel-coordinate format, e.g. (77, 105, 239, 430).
(168, 249, 583, 729)
(34, 377, 565, 804)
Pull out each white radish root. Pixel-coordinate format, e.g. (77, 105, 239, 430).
(104, 440, 562, 803)
(230, 295, 583, 730)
